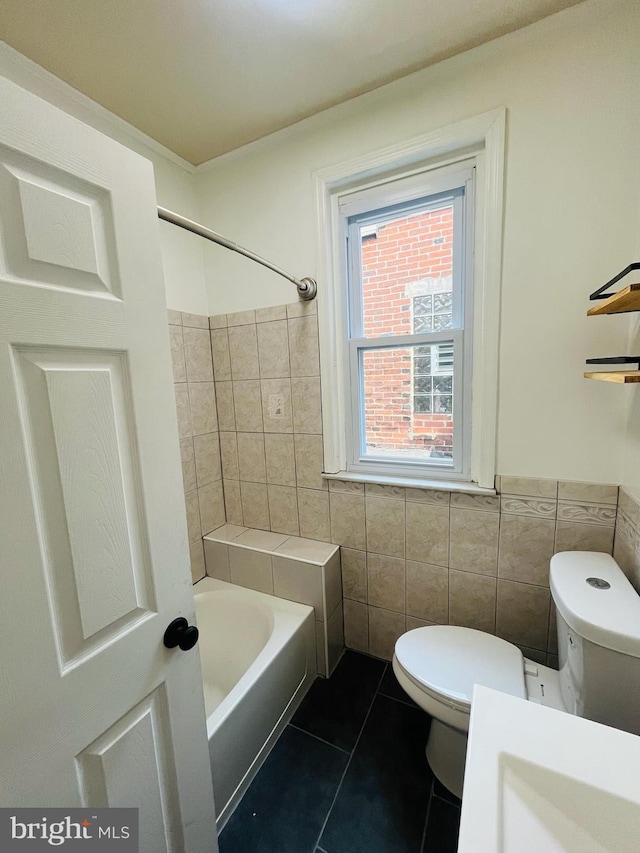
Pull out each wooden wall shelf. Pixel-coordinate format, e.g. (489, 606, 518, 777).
(585, 266, 640, 381)
(584, 371, 640, 384)
(587, 283, 640, 316)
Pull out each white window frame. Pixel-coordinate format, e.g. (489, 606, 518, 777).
(313, 109, 506, 491)
(341, 168, 473, 480)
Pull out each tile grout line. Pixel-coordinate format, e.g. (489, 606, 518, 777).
(376, 688, 417, 709)
(377, 664, 442, 852)
(375, 660, 418, 708)
(431, 788, 462, 809)
(311, 664, 388, 851)
(287, 722, 352, 756)
(419, 776, 436, 853)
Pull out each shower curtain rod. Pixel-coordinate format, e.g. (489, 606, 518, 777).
(157, 206, 317, 301)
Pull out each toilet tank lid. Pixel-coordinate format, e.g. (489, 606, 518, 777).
(550, 552, 640, 658)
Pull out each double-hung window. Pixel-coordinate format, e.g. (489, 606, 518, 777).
(315, 110, 505, 491)
(340, 166, 474, 481)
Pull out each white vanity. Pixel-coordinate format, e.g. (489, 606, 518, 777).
(458, 686, 640, 853)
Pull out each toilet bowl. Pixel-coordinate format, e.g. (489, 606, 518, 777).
(393, 626, 543, 798)
(393, 550, 640, 799)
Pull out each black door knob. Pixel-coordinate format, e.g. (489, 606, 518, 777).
(163, 617, 199, 651)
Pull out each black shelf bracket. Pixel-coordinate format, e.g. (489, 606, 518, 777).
(586, 356, 640, 369)
(589, 262, 640, 300)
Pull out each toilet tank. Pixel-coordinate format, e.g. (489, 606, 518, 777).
(550, 551, 640, 736)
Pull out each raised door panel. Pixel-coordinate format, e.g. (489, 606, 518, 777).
(13, 347, 155, 669)
(47, 368, 140, 638)
(0, 145, 118, 296)
(77, 687, 182, 853)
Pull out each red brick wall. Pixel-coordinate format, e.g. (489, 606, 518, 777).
(360, 207, 454, 457)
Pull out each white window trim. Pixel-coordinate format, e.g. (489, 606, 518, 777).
(313, 108, 506, 490)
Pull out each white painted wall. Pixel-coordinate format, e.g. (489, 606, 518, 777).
(0, 43, 209, 315)
(153, 159, 209, 315)
(620, 190, 640, 501)
(196, 0, 640, 485)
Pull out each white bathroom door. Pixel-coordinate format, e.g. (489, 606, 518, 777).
(0, 77, 218, 852)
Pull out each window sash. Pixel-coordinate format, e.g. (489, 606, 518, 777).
(346, 188, 466, 340)
(348, 329, 465, 475)
(343, 172, 473, 480)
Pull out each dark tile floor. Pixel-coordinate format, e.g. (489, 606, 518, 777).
(219, 650, 461, 853)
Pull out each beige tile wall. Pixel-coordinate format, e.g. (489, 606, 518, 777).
(203, 525, 343, 676)
(209, 300, 324, 542)
(169, 311, 225, 583)
(613, 487, 640, 593)
(338, 476, 618, 666)
(206, 301, 625, 666)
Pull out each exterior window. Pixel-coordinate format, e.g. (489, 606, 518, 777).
(342, 168, 474, 478)
(315, 109, 505, 490)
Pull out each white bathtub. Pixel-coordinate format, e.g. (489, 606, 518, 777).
(193, 576, 316, 828)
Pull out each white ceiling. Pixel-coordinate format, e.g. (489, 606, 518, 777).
(2, 0, 584, 165)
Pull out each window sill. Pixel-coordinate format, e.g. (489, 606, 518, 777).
(322, 471, 496, 496)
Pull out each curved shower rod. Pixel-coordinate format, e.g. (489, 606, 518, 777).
(158, 206, 317, 301)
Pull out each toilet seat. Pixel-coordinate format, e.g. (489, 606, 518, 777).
(393, 625, 529, 800)
(394, 625, 526, 714)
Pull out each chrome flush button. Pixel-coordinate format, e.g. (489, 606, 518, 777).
(586, 577, 610, 589)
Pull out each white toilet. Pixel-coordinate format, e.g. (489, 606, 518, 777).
(393, 551, 640, 798)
